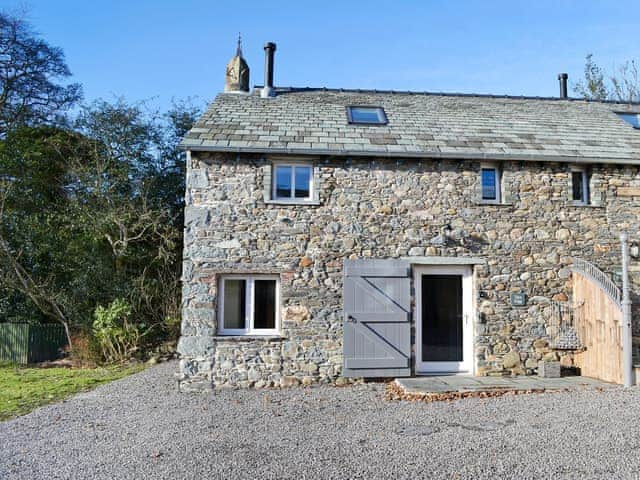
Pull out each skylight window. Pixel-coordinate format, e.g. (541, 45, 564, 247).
(346, 106, 387, 125)
(616, 112, 640, 129)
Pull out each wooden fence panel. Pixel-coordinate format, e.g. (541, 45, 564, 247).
(573, 273, 623, 384)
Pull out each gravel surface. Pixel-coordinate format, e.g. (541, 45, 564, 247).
(1, 361, 640, 479)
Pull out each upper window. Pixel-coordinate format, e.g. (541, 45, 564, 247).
(219, 276, 279, 335)
(273, 164, 313, 201)
(480, 166, 501, 202)
(571, 167, 590, 204)
(346, 106, 388, 125)
(616, 112, 640, 129)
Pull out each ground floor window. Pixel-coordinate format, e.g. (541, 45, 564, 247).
(219, 276, 279, 335)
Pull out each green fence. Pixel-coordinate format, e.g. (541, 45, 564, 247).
(0, 323, 67, 364)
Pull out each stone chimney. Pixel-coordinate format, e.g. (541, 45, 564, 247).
(224, 35, 249, 93)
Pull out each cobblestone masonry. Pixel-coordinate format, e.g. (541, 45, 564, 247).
(178, 152, 640, 390)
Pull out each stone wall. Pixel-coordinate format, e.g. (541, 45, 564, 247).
(178, 152, 640, 390)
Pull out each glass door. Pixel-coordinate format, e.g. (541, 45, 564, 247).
(415, 266, 473, 374)
(421, 275, 463, 362)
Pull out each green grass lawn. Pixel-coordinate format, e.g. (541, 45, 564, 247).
(0, 362, 144, 421)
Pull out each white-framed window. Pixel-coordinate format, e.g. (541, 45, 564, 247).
(480, 164, 501, 202)
(571, 166, 590, 204)
(218, 275, 280, 335)
(272, 163, 313, 201)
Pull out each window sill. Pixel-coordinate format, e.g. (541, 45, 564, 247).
(570, 201, 603, 208)
(214, 335, 285, 341)
(264, 199, 320, 206)
(474, 200, 513, 206)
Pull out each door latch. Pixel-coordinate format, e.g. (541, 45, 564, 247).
(347, 315, 356, 323)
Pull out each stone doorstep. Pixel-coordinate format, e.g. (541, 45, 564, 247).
(395, 375, 614, 396)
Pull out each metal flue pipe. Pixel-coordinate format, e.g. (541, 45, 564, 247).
(261, 42, 276, 98)
(558, 73, 568, 99)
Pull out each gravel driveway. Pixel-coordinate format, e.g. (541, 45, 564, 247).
(1, 361, 640, 479)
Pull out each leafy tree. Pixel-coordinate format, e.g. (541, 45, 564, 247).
(574, 54, 609, 100)
(0, 12, 200, 360)
(0, 98, 200, 355)
(0, 12, 82, 134)
(0, 126, 99, 346)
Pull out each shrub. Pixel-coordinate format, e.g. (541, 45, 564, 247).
(67, 332, 101, 367)
(161, 315, 181, 343)
(92, 299, 147, 363)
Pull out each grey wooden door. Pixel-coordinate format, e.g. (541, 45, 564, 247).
(342, 259, 411, 378)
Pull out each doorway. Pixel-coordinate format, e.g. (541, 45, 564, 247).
(414, 265, 473, 374)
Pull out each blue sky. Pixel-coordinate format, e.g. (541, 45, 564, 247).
(7, 0, 640, 111)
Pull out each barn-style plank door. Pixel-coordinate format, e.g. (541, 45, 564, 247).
(342, 259, 411, 378)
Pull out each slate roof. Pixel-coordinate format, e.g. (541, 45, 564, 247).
(182, 88, 640, 164)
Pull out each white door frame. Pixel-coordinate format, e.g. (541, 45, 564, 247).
(414, 265, 474, 374)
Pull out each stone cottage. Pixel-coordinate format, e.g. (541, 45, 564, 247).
(177, 41, 640, 391)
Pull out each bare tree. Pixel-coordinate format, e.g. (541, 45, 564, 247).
(611, 60, 640, 103)
(574, 54, 640, 103)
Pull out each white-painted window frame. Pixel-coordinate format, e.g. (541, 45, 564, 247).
(218, 275, 280, 336)
(480, 163, 502, 203)
(271, 161, 314, 203)
(570, 166, 590, 205)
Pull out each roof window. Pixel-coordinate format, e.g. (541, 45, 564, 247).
(346, 106, 387, 125)
(616, 112, 640, 129)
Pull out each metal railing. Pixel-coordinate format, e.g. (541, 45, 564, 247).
(571, 258, 621, 308)
(547, 300, 584, 350)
